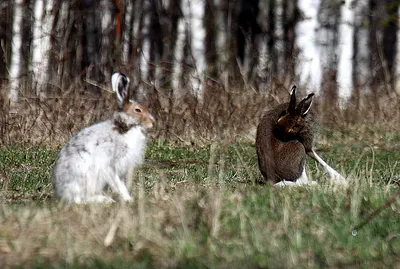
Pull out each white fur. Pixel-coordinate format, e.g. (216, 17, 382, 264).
(52, 119, 147, 203)
(310, 150, 347, 185)
(52, 72, 151, 203)
(275, 169, 318, 187)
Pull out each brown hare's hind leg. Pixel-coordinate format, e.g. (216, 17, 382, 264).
(307, 150, 347, 184)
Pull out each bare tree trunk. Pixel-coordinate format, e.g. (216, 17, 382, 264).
(55, 1, 73, 89)
(124, 0, 144, 85)
(267, 0, 277, 76)
(351, 14, 361, 118)
(215, 0, 229, 89)
(336, 1, 354, 104)
(46, 0, 62, 92)
(204, 0, 218, 79)
(31, 0, 54, 96)
(296, 0, 322, 91)
(225, 0, 241, 88)
(140, 0, 151, 84)
(351, 0, 369, 117)
(0, 0, 12, 89)
(282, 0, 298, 79)
(99, 0, 114, 83)
(122, 0, 134, 64)
(8, 0, 27, 104)
(368, 0, 382, 112)
(20, 0, 32, 93)
(132, 0, 145, 86)
(81, 0, 100, 87)
(147, 0, 163, 84)
(382, 0, 399, 91)
(159, 0, 181, 88)
(67, 3, 84, 87)
(318, 0, 342, 112)
(236, 0, 261, 85)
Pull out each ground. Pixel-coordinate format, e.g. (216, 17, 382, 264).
(0, 127, 399, 268)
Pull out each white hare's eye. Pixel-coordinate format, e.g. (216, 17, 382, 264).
(135, 108, 142, 113)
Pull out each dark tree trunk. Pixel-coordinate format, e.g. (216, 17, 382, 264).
(351, 0, 369, 118)
(58, 2, 77, 89)
(146, 0, 163, 83)
(81, 0, 100, 86)
(21, 0, 32, 93)
(236, 0, 261, 83)
(121, 0, 133, 65)
(382, 0, 399, 90)
(115, 0, 121, 39)
(67, 3, 83, 84)
(204, 0, 218, 78)
(99, 0, 115, 83)
(236, 0, 260, 64)
(318, 0, 342, 111)
(368, 0, 382, 111)
(267, 0, 277, 75)
(46, 0, 63, 93)
(282, 0, 299, 78)
(159, 0, 181, 88)
(224, 0, 241, 87)
(0, 0, 12, 88)
(131, 0, 145, 86)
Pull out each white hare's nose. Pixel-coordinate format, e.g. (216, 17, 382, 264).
(142, 114, 155, 130)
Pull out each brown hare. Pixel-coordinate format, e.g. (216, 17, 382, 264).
(256, 85, 346, 186)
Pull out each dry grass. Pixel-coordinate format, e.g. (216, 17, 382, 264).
(1, 179, 399, 268)
(2, 79, 399, 148)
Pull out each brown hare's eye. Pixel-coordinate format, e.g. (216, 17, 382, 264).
(135, 108, 142, 113)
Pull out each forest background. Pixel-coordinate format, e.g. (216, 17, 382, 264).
(1, 0, 399, 144)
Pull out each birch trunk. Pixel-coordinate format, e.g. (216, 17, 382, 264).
(337, 0, 353, 101)
(31, 0, 53, 96)
(296, 0, 321, 91)
(317, 0, 342, 109)
(8, 0, 24, 104)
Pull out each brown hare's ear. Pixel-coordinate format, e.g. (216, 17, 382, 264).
(296, 93, 314, 117)
(288, 85, 297, 114)
(112, 72, 130, 107)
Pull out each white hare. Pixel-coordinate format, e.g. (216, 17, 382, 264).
(52, 72, 155, 203)
(256, 86, 346, 186)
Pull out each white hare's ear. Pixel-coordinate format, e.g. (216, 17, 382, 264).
(111, 72, 130, 105)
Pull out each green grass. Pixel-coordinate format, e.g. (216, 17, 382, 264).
(1, 135, 400, 268)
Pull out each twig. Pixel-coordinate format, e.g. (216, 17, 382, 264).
(104, 210, 122, 247)
(352, 189, 400, 233)
(84, 78, 112, 93)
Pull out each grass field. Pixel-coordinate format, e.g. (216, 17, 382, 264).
(1, 128, 400, 268)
